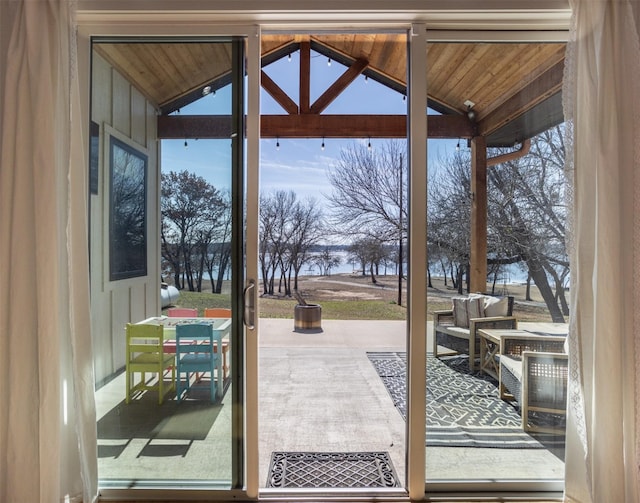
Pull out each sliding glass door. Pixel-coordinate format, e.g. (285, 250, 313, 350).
(84, 28, 259, 498)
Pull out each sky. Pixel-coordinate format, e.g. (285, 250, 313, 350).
(161, 47, 458, 202)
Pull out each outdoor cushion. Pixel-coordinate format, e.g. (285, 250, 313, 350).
(484, 296, 509, 317)
(452, 297, 469, 327)
(500, 354, 523, 381)
(443, 326, 471, 337)
(466, 296, 484, 320)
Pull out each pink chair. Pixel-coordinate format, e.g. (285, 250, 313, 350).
(164, 307, 198, 357)
(167, 307, 198, 317)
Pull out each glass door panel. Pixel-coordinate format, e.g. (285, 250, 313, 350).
(257, 31, 409, 494)
(424, 39, 567, 490)
(90, 37, 246, 491)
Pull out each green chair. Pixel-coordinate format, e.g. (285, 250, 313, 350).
(125, 323, 175, 404)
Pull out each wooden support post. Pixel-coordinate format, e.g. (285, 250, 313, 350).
(470, 136, 488, 293)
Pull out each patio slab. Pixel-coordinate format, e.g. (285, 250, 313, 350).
(96, 318, 565, 487)
(258, 319, 565, 486)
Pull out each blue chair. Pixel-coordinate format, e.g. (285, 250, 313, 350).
(175, 323, 222, 402)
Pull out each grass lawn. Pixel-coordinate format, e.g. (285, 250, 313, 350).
(167, 274, 558, 323)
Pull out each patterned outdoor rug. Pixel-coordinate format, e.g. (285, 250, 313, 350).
(266, 451, 400, 488)
(367, 352, 566, 449)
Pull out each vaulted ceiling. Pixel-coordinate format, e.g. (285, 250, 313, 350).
(94, 33, 566, 147)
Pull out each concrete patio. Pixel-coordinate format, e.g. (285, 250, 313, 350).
(96, 318, 565, 489)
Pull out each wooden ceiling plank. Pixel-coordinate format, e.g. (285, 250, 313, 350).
(310, 58, 369, 114)
(478, 59, 564, 136)
(450, 44, 525, 118)
(465, 45, 563, 120)
(261, 70, 299, 115)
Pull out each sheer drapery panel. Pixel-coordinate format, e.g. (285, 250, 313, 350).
(0, 1, 97, 502)
(563, 0, 640, 501)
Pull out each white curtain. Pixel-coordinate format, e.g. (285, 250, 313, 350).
(563, 0, 640, 501)
(0, 1, 98, 502)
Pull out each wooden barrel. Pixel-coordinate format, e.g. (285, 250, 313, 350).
(294, 304, 322, 331)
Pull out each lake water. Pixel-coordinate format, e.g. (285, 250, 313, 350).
(301, 250, 529, 284)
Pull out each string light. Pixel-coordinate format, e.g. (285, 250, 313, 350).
(288, 53, 292, 62)
(327, 57, 331, 67)
(321, 137, 325, 151)
(184, 139, 188, 149)
(456, 140, 460, 151)
(364, 75, 368, 83)
(276, 137, 280, 151)
(367, 137, 372, 151)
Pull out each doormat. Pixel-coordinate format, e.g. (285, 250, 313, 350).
(266, 451, 400, 488)
(367, 352, 565, 450)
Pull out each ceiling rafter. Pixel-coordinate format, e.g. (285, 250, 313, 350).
(261, 70, 299, 114)
(310, 58, 369, 114)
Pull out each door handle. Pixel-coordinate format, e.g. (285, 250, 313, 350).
(243, 279, 256, 330)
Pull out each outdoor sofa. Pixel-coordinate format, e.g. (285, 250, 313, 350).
(432, 293, 517, 371)
(499, 333, 568, 433)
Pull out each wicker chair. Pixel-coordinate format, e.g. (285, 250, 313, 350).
(499, 334, 567, 433)
(432, 295, 517, 371)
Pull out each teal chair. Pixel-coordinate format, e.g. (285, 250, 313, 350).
(175, 323, 222, 402)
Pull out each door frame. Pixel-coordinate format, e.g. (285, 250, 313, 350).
(77, 7, 571, 500)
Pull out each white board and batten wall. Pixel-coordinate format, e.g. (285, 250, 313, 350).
(90, 51, 161, 385)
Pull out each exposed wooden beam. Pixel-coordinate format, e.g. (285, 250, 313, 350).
(158, 115, 232, 139)
(263, 114, 400, 138)
(157, 114, 475, 139)
(261, 70, 299, 115)
(299, 41, 311, 114)
(478, 59, 564, 137)
(310, 58, 369, 115)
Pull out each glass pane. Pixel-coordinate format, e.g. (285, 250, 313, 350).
(258, 32, 408, 491)
(91, 38, 244, 489)
(426, 41, 568, 486)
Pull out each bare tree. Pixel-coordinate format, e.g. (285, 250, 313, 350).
(327, 140, 407, 243)
(327, 139, 407, 302)
(428, 151, 472, 293)
(488, 125, 569, 321)
(347, 237, 390, 284)
(428, 125, 569, 321)
(312, 247, 342, 275)
(161, 170, 225, 292)
(259, 190, 324, 296)
(205, 190, 232, 293)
